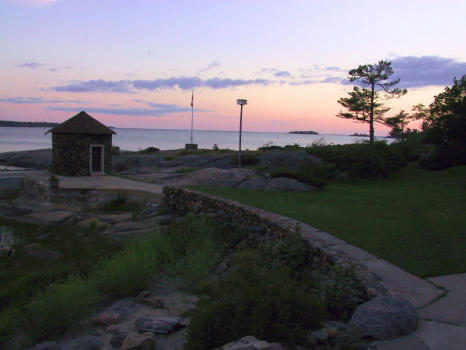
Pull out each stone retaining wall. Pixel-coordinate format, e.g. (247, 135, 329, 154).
(163, 186, 389, 296)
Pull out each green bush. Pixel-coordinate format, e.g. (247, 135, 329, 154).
(260, 228, 311, 279)
(185, 262, 326, 350)
(111, 145, 121, 156)
(269, 166, 328, 188)
(313, 266, 368, 321)
(306, 141, 407, 179)
(232, 151, 260, 167)
(139, 146, 160, 154)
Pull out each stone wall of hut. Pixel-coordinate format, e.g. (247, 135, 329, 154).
(52, 133, 112, 176)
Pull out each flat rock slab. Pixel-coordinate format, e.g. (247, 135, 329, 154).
(29, 210, 74, 224)
(135, 315, 184, 334)
(113, 221, 151, 232)
(98, 213, 132, 223)
(420, 273, 466, 326)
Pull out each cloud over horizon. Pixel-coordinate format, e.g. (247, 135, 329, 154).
(52, 77, 272, 93)
(17, 62, 45, 69)
(0, 97, 84, 104)
(392, 56, 466, 88)
(199, 60, 220, 73)
(47, 101, 210, 117)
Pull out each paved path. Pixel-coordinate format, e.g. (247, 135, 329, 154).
(22, 172, 465, 349)
(32, 173, 164, 195)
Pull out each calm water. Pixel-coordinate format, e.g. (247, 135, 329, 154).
(0, 127, 392, 153)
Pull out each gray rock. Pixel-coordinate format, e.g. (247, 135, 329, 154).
(151, 214, 174, 225)
(105, 298, 138, 318)
(29, 210, 74, 224)
(0, 245, 15, 257)
(222, 342, 255, 350)
(31, 341, 61, 350)
(325, 320, 348, 331)
(121, 333, 156, 350)
(135, 315, 184, 334)
(68, 335, 103, 350)
(310, 328, 329, 342)
(0, 203, 33, 216)
(265, 177, 311, 192)
(237, 178, 268, 190)
(27, 249, 63, 260)
(0, 149, 52, 169)
(142, 205, 160, 217)
(110, 331, 129, 348)
(113, 221, 150, 232)
(347, 296, 418, 339)
(98, 213, 133, 223)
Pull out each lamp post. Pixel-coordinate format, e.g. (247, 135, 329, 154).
(236, 99, 247, 168)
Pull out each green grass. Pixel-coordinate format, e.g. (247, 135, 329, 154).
(192, 166, 466, 277)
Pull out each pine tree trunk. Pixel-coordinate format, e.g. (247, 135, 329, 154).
(369, 82, 375, 145)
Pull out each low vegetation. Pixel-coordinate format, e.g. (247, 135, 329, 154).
(1, 211, 368, 349)
(0, 215, 222, 347)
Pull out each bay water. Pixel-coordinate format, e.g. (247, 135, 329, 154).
(0, 127, 392, 153)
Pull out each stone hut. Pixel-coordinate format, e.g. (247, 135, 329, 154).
(46, 111, 116, 176)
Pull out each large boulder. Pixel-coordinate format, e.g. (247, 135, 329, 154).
(66, 335, 103, 350)
(0, 149, 52, 169)
(135, 315, 184, 334)
(265, 177, 314, 192)
(121, 333, 156, 350)
(31, 341, 61, 350)
(347, 296, 418, 339)
(237, 178, 268, 190)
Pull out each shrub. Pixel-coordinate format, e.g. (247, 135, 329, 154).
(306, 141, 407, 179)
(231, 151, 260, 167)
(269, 166, 328, 188)
(185, 263, 326, 350)
(313, 265, 368, 321)
(139, 146, 160, 154)
(111, 145, 121, 156)
(260, 227, 311, 279)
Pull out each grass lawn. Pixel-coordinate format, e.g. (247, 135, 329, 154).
(192, 165, 466, 277)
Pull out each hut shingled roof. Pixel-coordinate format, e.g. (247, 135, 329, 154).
(46, 111, 116, 135)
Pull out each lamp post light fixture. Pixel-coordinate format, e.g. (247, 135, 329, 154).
(236, 99, 247, 168)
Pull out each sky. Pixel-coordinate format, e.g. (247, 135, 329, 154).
(1, 0, 465, 135)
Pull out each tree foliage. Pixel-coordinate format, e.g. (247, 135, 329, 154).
(417, 75, 466, 169)
(384, 110, 418, 139)
(337, 60, 407, 144)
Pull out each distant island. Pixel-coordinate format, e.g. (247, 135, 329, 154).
(0, 120, 59, 128)
(350, 133, 369, 137)
(289, 130, 319, 135)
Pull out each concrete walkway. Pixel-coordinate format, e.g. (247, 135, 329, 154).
(22, 172, 466, 349)
(32, 173, 164, 195)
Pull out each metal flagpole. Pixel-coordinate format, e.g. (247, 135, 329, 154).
(190, 89, 194, 144)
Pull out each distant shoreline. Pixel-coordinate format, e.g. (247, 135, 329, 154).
(288, 130, 319, 135)
(0, 120, 58, 128)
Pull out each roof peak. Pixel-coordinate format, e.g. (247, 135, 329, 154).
(46, 111, 116, 135)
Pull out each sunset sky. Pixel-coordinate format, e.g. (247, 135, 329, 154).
(1, 0, 465, 135)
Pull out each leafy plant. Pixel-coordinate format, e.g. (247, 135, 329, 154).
(185, 262, 326, 350)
